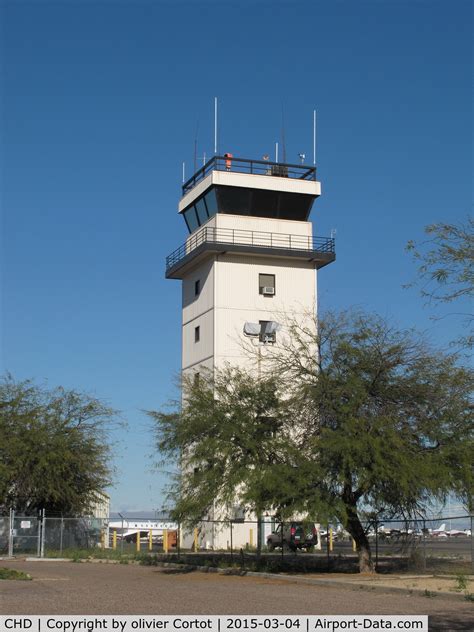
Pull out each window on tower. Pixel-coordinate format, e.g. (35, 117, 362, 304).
(195, 279, 201, 296)
(194, 326, 200, 343)
(195, 198, 208, 225)
(259, 273, 276, 296)
(184, 206, 199, 233)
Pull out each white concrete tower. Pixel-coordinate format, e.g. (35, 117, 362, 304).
(166, 155, 335, 550)
(166, 155, 335, 380)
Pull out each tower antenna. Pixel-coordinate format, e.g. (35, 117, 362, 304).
(313, 109, 317, 165)
(214, 97, 218, 154)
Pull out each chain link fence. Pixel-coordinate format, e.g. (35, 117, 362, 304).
(42, 516, 106, 556)
(1, 510, 472, 574)
(168, 514, 473, 574)
(0, 510, 107, 557)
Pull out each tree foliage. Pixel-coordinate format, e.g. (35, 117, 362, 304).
(148, 369, 290, 524)
(149, 311, 473, 573)
(406, 217, 473, 348)
(0, 375, 116, 515)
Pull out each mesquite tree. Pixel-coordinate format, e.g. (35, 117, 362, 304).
(0, 375, 116, 515)
(149, 311, 473, 573)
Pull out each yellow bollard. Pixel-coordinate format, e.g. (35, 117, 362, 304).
(112, 530, 117, 550)
(329, 528, 333, 552)
(193, 528, 198, 552)
(136, 532, 141, 553)
(249, 528, 254, 548)
(352, 537, 356, 552)
(163, 529, 168, 554)
(149, 530, 153, 551)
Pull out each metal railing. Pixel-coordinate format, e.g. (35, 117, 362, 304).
(182, 156, 316, 195)
(166, 226, 335, 272)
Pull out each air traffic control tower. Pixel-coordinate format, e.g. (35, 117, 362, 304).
(166, 154, 335, 383)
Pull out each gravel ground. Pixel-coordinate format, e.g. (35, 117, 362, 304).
(0, 560, 473, 631)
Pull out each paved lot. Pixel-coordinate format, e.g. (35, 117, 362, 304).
(1, 560, 473, 631)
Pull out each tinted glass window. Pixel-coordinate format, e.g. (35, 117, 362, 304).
(217, 186, 251, 215)
(195, 198, 208, 224)
(278, 192, 313, 220)
(205, 189, 218, 217)
(185, 207, 199, 233)
(251, 189, 280, 218)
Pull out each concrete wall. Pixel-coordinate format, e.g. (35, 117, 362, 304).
(181, 215, 318, 375)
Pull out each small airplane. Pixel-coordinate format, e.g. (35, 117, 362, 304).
(431, 523, 447, 537)
(445, 528, 471, 537)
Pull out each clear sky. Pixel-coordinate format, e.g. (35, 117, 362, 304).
(1, 0, 472, 514)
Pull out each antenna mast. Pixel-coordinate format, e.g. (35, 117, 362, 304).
(313, 109, 317, 165)
(214, 97, 218, 154)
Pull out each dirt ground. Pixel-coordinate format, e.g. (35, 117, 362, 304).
(0, 560, 473, 631)
(304, 572, 474, 596)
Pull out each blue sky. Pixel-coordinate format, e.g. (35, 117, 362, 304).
(1, 0, 472, 513)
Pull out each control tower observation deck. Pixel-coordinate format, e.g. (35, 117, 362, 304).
(165, 155, 335, 279)
(165, 154, 335, 376)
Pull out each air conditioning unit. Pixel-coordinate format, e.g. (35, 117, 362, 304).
(262, 286, 275, 295)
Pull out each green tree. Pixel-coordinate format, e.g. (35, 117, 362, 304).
(0, 375, 116, 515)
(150, 312, 473, 573)
(406, 217, 473, 348)
(148, 369, 289, 525)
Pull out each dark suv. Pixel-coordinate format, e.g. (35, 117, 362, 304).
(267, 522, 318, 551)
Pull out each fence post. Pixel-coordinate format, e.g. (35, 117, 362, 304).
(8, 508, 14, 557)
(326, 523, 330, 570)
(40, 509, 46, 558)
(422, 519, 426, 571)
(136, 532, 140, 553)
(177, 521, 181, 559)
(112, 530, 117, 550)
(281, 520, 284, 559)
(60, 517, 64, 554)
(230, 520, 233, 564)
(149, 529, 153, 552)
(329, 528, 333, 552)
(36, 513, 41, 558)
(471, 515, 473, 574)
(375, 520, 378, 572)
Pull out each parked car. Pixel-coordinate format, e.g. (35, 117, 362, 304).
(267, 522, 318, 551)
